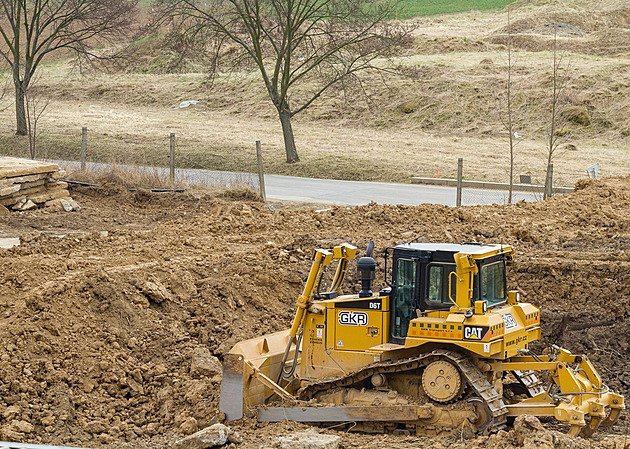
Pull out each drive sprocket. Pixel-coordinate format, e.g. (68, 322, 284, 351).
(422, 359, 464, 403)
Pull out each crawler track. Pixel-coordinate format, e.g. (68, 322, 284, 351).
(299, 349, 508, 433)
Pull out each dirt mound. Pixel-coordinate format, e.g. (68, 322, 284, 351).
(1, 177, 630, 448)
(488, 5, 630, 56)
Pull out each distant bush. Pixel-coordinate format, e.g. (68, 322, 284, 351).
(560, 106, 591, 126)
(400, 100, 419, 114)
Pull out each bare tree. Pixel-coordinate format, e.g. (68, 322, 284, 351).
(543, 21, 571, 200)
(0, 0, 138, 136)
(158, 0, 412, 163)
(501, 7, 519, 204)
(24, 78, 50, 159)
(0, 74, 9, 108)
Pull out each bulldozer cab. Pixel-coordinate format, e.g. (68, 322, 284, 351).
(388, 243, 509, 344)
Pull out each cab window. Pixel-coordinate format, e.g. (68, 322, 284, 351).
(427, 263, 480, 308)
(480, 262, 507, 306)
(426, 264, 456, 308)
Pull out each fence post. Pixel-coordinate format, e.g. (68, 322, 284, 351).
(169, 133, 176, 185)
(81, 127, 87, 171)
(545, 163, 553, 199)
(456, 157, 463, 207)
(256, 140, 267, 202)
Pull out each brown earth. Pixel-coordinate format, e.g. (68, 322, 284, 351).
(0, 177, 629, 448)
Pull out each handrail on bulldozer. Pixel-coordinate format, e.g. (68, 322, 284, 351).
(278, 243, 358, 383)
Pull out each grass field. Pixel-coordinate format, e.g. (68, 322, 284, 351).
(396, 0, 516, 18)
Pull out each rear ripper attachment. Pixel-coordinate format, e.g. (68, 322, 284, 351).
(219, 242, 624, 437)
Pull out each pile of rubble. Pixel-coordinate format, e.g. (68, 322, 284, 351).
(0, 157, 79, 213)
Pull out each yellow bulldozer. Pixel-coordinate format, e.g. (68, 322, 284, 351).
(219, 242, 624, 436)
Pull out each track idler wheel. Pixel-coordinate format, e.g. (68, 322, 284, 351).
(467, 398, 494, 435)
(422, 360, 464, 403)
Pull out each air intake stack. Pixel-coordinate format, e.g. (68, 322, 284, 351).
(357, 241, 376, 298)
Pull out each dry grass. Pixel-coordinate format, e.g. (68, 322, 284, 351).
(0, 97, 626, 187)
(63, 164, 263, 202)
(0, 0, 628, 187)
(64, 165, 184, 190)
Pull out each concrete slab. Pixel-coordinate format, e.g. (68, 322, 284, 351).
(0, 157, 59, 179)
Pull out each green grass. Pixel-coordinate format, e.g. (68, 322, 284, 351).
(133, 0, 517, 20)
(396, 0, 517, 18)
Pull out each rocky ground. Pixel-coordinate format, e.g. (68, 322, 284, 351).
(0, 177, 629, 448)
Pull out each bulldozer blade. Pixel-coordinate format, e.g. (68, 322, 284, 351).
(257, 405, 434, 423)
(219, 353, 245, 421)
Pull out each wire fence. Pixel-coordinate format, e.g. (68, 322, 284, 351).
(461, 185, 569, 206)
(0, 127, 602, 207)
(173, 139, 260, 190)
(458, 160, 576, 205)
(413, 158, 583, 206)
(0, 128, 261, 193)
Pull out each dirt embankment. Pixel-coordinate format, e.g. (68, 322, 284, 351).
(0, 177, 629, 448)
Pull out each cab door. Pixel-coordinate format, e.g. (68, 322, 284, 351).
(333, 298, 386, 351)
(390, 257, 418, 343)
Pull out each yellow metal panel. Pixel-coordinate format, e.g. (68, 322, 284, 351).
(381, 296, 390, 342)
(326, 349, 384, 372)
(506, 403, 557, 417)
(500, 361, 559, 371)
(302, 347, 383, 379)
(326, 305, 336, 350)
(527, 326, 541, 342)
(504, 329, 529, 357)
(302, 312, 327, 379)
(403, 336, 503, 358)
(334, 308, 384, 351)
(301, 295, 390, 379)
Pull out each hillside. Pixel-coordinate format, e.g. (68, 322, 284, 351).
(0, 0, 627, 186)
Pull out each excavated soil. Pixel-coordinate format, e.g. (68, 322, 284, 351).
(0, 178, 629, 449)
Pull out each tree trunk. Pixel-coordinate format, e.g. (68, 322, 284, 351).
(278, 107, 299, 163)
(15, 82, 27, 136)
(508, 151, 513, 204)
(543, 159, 553, 200)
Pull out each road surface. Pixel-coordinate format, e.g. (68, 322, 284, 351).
(50, 160, 540, 207)
(264, 174, 539, 206)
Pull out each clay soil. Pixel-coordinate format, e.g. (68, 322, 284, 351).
(0, 177, 629, 449)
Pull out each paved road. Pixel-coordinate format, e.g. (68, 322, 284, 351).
(264, 174, 538, 206)
(51, 160, 538, 207)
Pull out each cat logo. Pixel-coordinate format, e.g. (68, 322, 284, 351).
(464, 325, 489, 340)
